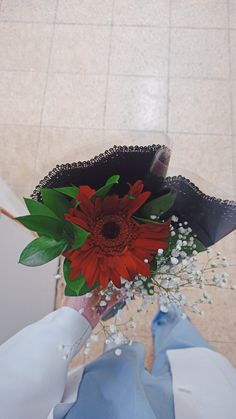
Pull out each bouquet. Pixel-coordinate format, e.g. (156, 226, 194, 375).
(17, 145, 236, 347)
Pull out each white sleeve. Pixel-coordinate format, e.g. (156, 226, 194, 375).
(168, 347, 236, 419)
(0, 307, 91, 419)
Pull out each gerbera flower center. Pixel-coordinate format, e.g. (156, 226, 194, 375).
(91, 213, 139, 255)
(102, 221, 121, 239)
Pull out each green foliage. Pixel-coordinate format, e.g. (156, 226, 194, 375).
(54, 185, 80, 199)
(164, 230, 207, 259)
(133, 216, 163, 225)
(142, 277, 154, 296)
(92, 175, 120, 200)
(63, 259, 99, 296)
(71, 225, 90, 250)
(19, 237, 68, 266)
(41, 188, 71, 220)
(140, 191, 176, 219)
(16, 215, 64, 239)
(24, 198, 59, 219)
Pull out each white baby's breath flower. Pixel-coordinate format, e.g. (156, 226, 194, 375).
(171, 257, 179, 265)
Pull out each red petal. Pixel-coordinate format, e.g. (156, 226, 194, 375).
(99, 265, 110, 288)
(139, 224, 170, 239)
(64, 213, 91, 231)
(82, 254, 99, 288)
(126, 251, 151, 277)
(79, 185, 96, 199)
(113, 256, 131, 280)
(134, 238, 169, 250)
(132, 247, 152, 261)
(128, 180, 144, 197)
(110, 270, 122, 288)
(125, 191, 151, 217)
(102, 194, 119, 210)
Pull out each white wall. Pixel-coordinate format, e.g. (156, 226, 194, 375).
(0, 180, 57, 344)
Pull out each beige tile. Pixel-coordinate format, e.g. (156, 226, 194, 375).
(188, 286, 236, 342)
(168, 134, 235, 199)
(229, 2, 236, 29)
(0, 23, 52, 72)
(169, 79, 231, 134)
(0, 71, 46, 125)
(184, 241, 236, 343)
(35, 127, 106, 180)
(170, 28, 229, 79)
(113, 0, 170, 26)
(56, 0, 113, 24)
(50, 25, 110, 74)
(110, 27, 169, 77)
(42, 74, 107, 128)
(233, 137, 236, 193)
(104, 130, 170, 148)
(0, 0, 57, 23)
(171, 0, 228, 28)
(212, 232, 236, 257)
(230, 31, 236, 79)
(210, 342, 236, 367)
(105, 76, 167, 130)
(0, 125, 39, 197)
(8, 183, 36, 200)
(232, 82, 236, 134)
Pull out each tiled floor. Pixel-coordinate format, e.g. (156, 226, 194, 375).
(0, 0, 235, 366)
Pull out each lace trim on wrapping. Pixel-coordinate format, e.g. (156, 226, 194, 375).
(165, 175, 236, 208)
(31, 144, 164, 200)
(31, 144, 236, 214)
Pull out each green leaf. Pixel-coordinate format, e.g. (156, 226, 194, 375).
(133, 215, 164, 225)
(164, 230, 207, 258)
(71, 225, 90, 250)
(16, 215, 65, 239)
(19, 236, 68, 266)
(92, 175, 120, 200)
(54, 185, 80, 199)
(64, 285, 78, 297)
(63, 259, 99, 296)
(24, 198, 59, 219)
(77, 278, 99, 296)
(140, 191, 176, 218)
(41, 188, 72, 220)
(142, 277, 154, 296)
(63, 259, 85, 295)
(194, 239, 207, 253)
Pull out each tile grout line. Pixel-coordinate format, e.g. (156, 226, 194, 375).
(0, 20, 232, 31)
(0, 69, 234, 82)
(0, 122, 234, 137)
(166, 0, 172, 134)
(32, 0, 59, 183)
(102, 0, 115, 129)
(227, 0, 236, 195)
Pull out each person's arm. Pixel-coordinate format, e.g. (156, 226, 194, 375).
(0, 289, 123, 419)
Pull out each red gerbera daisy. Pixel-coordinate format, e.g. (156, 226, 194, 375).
(63, 181, 170, 289)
